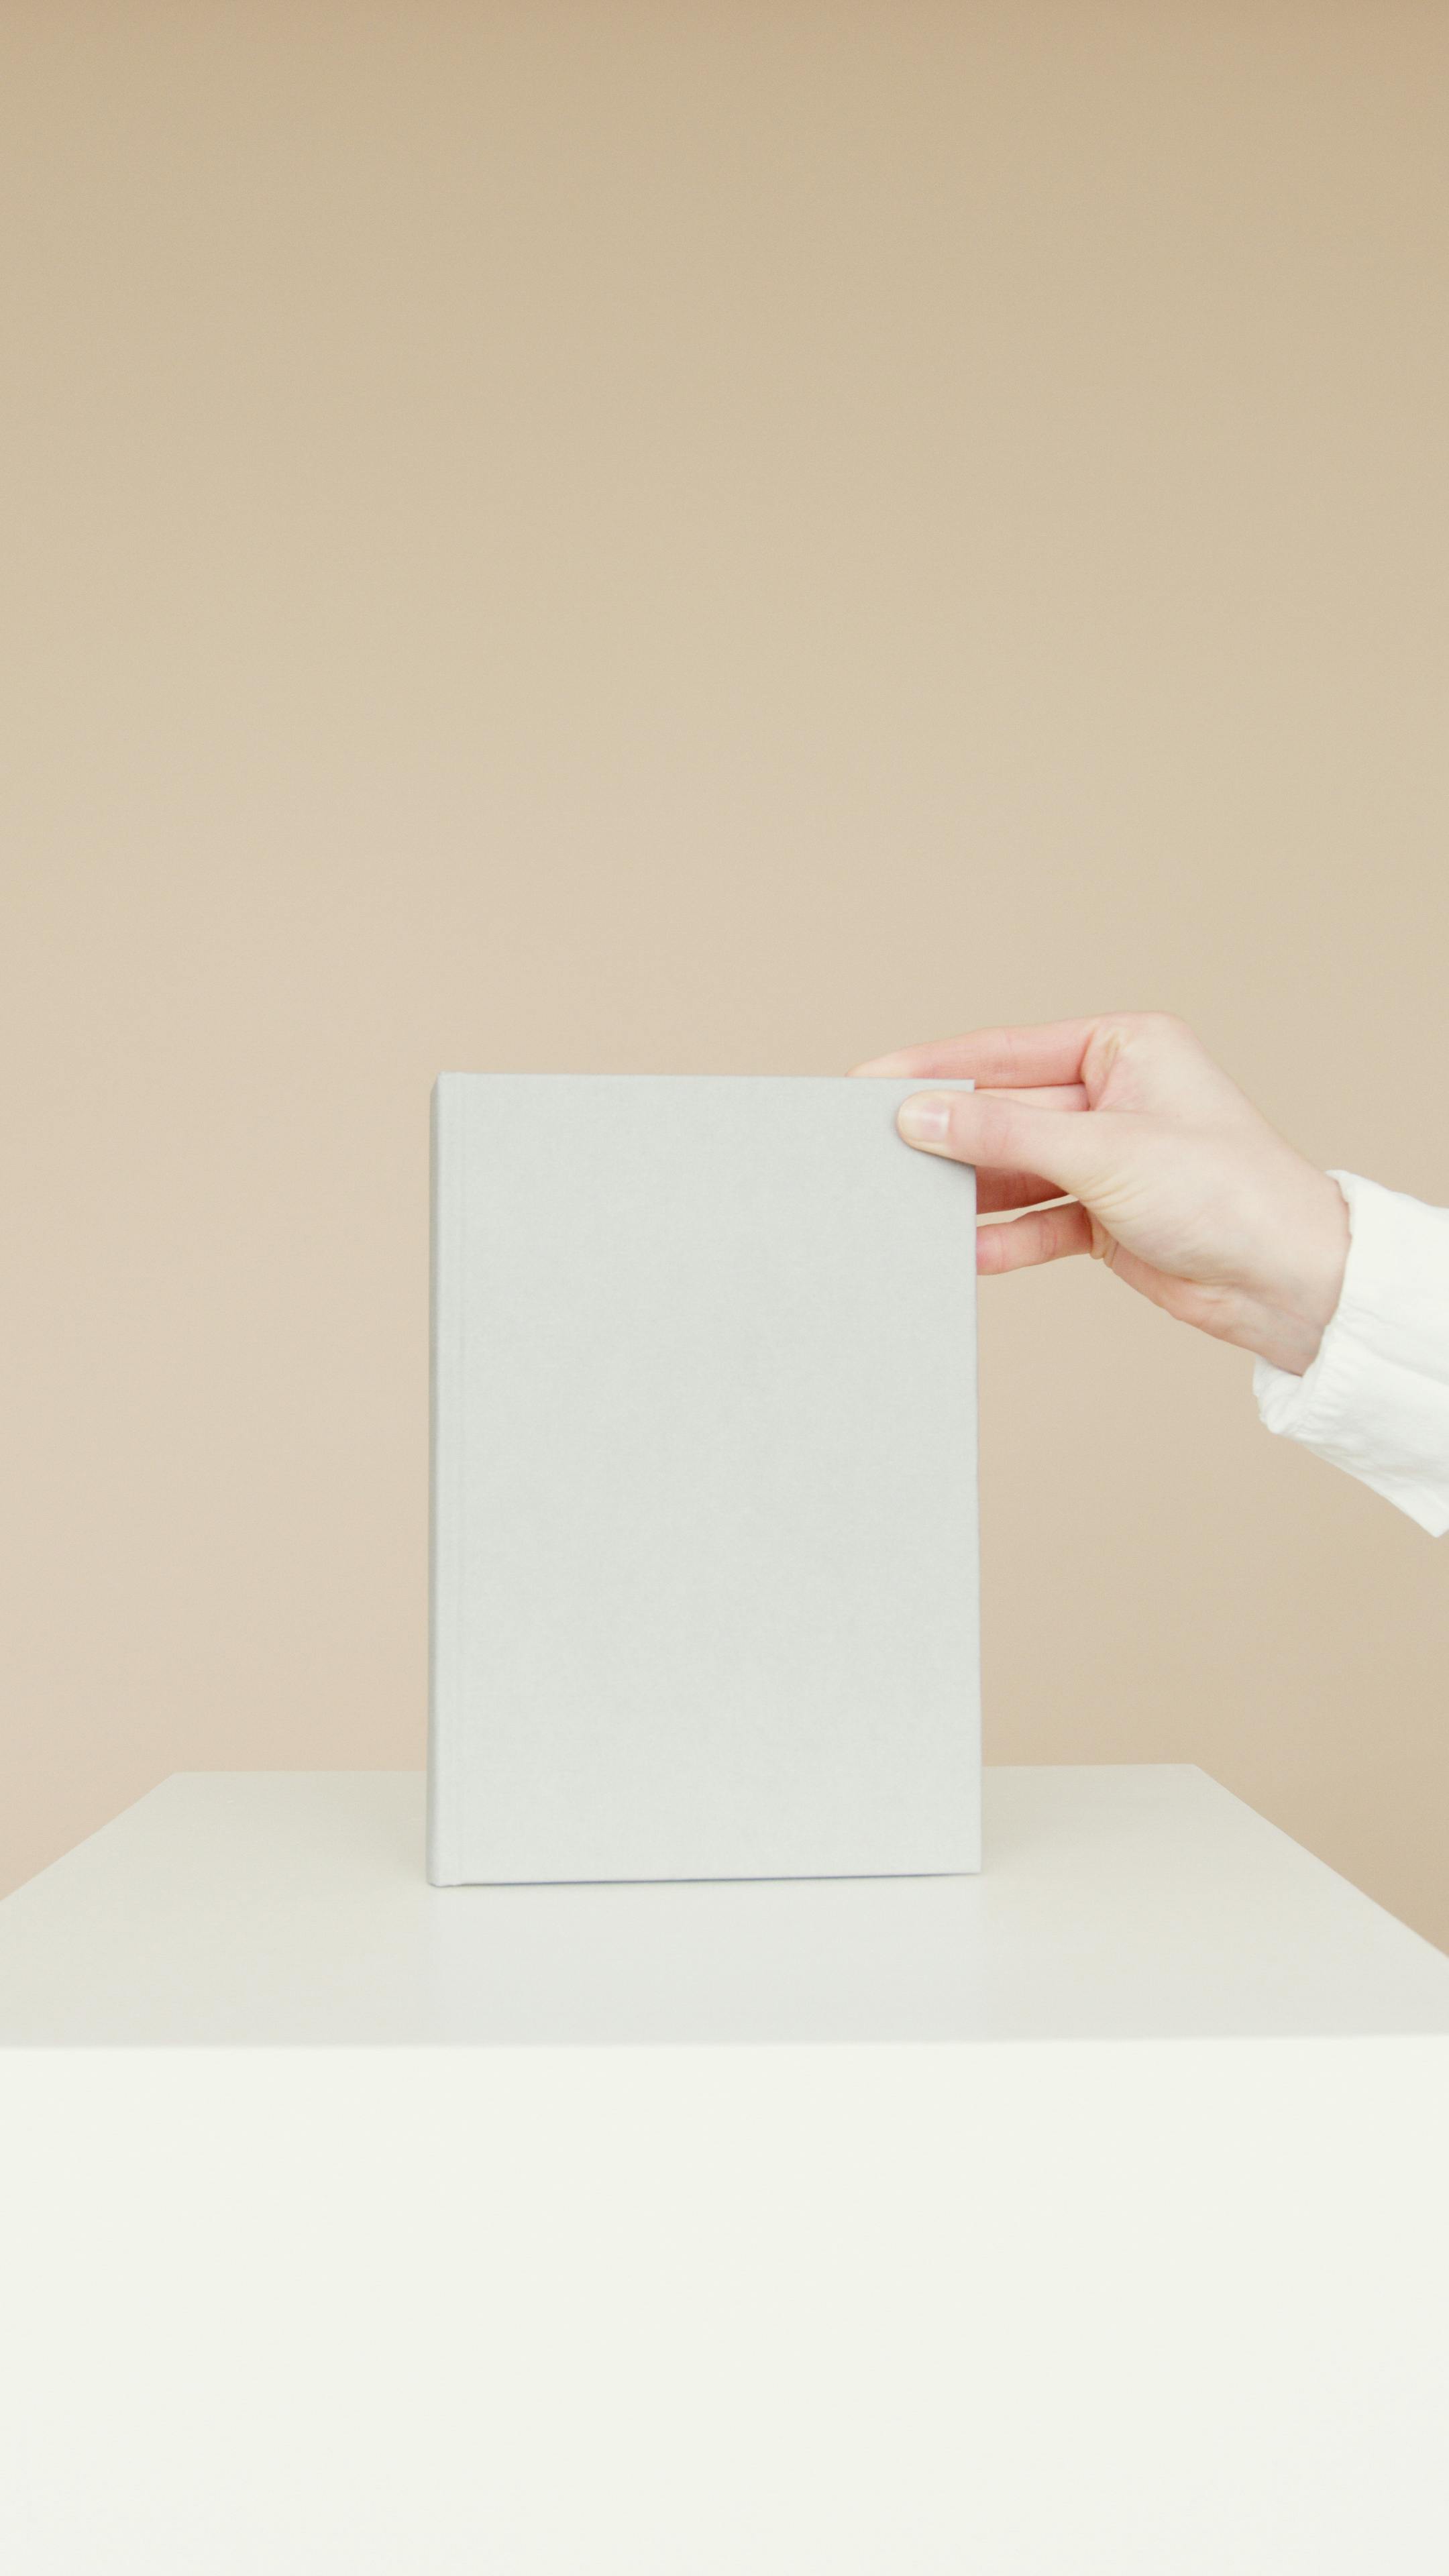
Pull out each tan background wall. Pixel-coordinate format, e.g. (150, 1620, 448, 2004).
(3, 1, 1447, 1939)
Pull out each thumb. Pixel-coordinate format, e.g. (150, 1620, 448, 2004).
(897, 1087, 1111, 1199)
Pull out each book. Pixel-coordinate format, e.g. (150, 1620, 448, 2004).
(429, 1073, 979, 1884)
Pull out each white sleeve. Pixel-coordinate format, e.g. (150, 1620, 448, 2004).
(1254, 1171, 1449, 1536)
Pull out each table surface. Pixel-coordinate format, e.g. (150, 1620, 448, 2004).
(6, 1768, 1449, 2573)
(3, 1762, 1448, 2044)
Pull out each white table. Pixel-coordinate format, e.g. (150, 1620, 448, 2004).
(3, 1766, 1448, 2572)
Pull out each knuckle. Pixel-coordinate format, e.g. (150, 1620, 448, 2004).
(1102, 1008, 1179, 1043)
(967, 1092, 1016, 1159)
(1086, 1009, 1187, 1084)
(1046, 1205, 1080, 1262)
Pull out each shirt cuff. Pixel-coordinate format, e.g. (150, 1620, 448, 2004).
(1253, 1171, 1449, 1536)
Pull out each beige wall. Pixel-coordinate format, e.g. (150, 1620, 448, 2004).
(3, 1, 1448, 1940)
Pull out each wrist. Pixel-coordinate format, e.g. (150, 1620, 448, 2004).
(1242, 1171, 1350, 1377)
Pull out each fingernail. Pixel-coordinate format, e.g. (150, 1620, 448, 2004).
(898, 1092, 953, 1146)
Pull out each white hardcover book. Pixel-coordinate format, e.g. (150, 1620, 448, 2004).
(429, 1074, 979, 1885)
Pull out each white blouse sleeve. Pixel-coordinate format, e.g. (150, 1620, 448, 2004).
(1254, 1171, 1449, 1536)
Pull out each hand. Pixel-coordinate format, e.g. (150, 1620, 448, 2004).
(853, 1014, 1350, 1377)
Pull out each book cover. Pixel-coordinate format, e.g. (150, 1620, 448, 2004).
(429, 1074, 979, 1884)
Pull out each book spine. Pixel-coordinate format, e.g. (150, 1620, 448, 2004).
(426, 1077, 464, 1883)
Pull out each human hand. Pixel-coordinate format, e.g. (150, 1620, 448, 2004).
(853, 1014, 1350, 1377)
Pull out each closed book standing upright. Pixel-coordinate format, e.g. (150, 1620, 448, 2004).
(429, 1074, 979, 1885)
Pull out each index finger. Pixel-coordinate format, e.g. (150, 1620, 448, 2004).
(851, 1018, 1102, 1088)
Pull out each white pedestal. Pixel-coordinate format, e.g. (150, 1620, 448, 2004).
(3, 1767, 1448, 2573)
